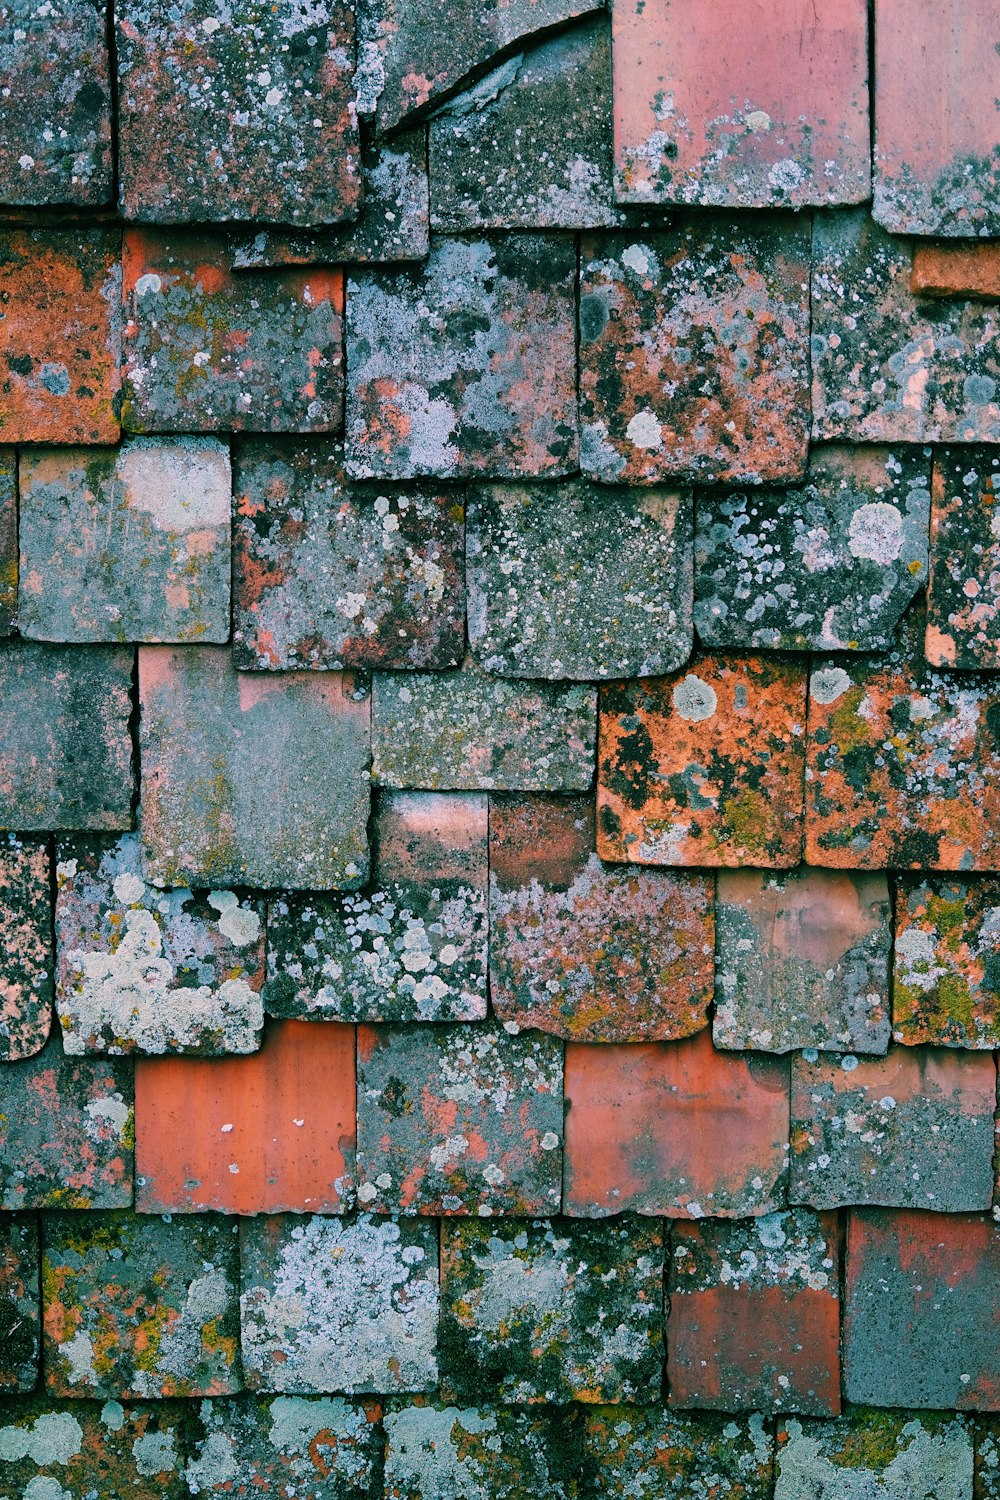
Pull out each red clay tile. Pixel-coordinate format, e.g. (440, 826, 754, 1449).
(926, 449, 1000, 670)
(912, 242, 1000, 300)
(0, 835, 52, 1062)
(376, 791, 487, 887)
(134, 1019, 356, 1214)
(563, 1030, 789, 1219)
(893, 877, 1000, 1049)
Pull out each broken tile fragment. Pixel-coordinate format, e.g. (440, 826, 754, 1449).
(346, 237, 578, 480)
(579, 1408, 773, 1500)
(0, 641, 133, 831)
(579, 222, 810, 485)
(187, 1395, 382, 1499)
(812, 210, 1000, 443)
(373, 658, 596, 792)
(139, 646, 370, 890)
(489, 794, 714, 1042)
(926, 449, 1000, 669)
(135, 1020, 356, 1215)
(232, 439, 464, 672)
(563, 1030, 789, 1218)
(694, 445, 932, 651)
(43, 1211, 241, 1398)
(19, 438, 231, 644)
(0, 228, 120, 444)
(912, 242, 1000, 300)
(0, 1399, 189, 1500)
(117, 0, 360, 225)
(122, 231, 343, 434)
(240, 1214, 438, 1394)
(467, 479, 693, 680)
(0, 451, 16, 637)
(893, 877, 1000, 1048)
(356, 1021, 563, 1215)
(713, 868, 892, 1055)
(597, 656, 807, 868)
(0, 835, 52, 1062)
(775, 1410, 974, 1500)
(667, 1210, 840, 1415)
(383, 1403, 580, 1500)
(789, 1048, 996, 1212)
(613, 0, 869, 208)
(0, 1216, 40, 1390)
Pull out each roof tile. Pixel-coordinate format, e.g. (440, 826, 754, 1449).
(0, 1399, 190, 1499)
(926, 448, 1000, 669)
(187, 1395, 382, 1499)
(893, 877, 1000, 1049)
(0, 835, 53, 1063)
(775, 1409, 974, 1499)
(579, 1407, 773, 1500)
(0, 1215, 40, 1391)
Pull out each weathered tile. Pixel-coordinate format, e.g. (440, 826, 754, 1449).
(694, 445, 932, 651)
(117, 0, 359, 225)
(55, 833, 264, 1056)
(232, 439, 464, 672)
(135, 1020, 356, 1214)
(187, 1395, 382, 1499)
(812, 210, 1000, 443)
(563, 1031, 789, 1218)
(19, 439, 231, 645)
(668, 1210, 840, 1415)
(775, 1411, 974, 1499)
(973, 1416, 1000, 1499)
(0, 229, 120, 445)
(467, 479, 693, 680)
(613, 0, 869, 207)
(0, 835, 52, 1063)
(912, 242, 1000, 300)
(844, 1209, 1000, 1408)
(240, 1214, 438, 1394)
(579, 222, 810, 485)
(43, 1212, 240, 1399)
(121, 231, 343, 435)
(0, 1217, 40, 1391)
(430, 19, 621, 232)
(375, 789, 488, 887)
(439, 1216, 664, 1404)
(805, 608, 1000, 870)
(597, 656, 807, 868)
(138, 646, 370, 890)
(0, 1399, 189, 1499)
(372, 658, 596, 792)
(579, 1408, 773, 1500)
(356, 1021, 563, 1215)
(345, 237, 578, 480)
(0, 451, 15, 636)
(0, 641, 133, 831)
(926, 449, 1000, 669)
(893, 877, 1000, 1049)
(0, 0, 112, 205)
(713, 869, 892, 1055)
(489, 794, 713, 1042)
(789, 1048, 996, 1211)
(383, 1403, 580, 1500)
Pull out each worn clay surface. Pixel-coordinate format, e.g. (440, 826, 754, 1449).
(893, 877, 1000, 1048)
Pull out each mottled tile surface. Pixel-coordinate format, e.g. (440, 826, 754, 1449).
(187, 1396, 382, 1499)
(383, 1403, 580, 1500)
(0, 1399, 190, 1500)
(0, 1216, 40, 1390)
(893, 877, 1000, 1048)
(912, 242, 1000, 300)
(926, 449, 1000, 669)
(0, 835, 52, 1062)
(0, 451, 15, 636)
(775, 1411, 974, 1500)
(579, 1408, 773, 1500)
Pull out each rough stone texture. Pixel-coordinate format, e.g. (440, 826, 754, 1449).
(0, 228, 120, 444)
(597, 656, 807, 868)
(430, 19, 621, 232)
(789, 1048, 997, 1212)
(774, 1411, 975, 1500)
(383, 1403, 580, 1500)
(232, 439, 464, 672)
(0, 641, 133, 831)
(667, 1210, 840, 1415)
(613, 0, 869, 208)
(926, 449, 1000, 669)
(694, 445, 932, 651)
(489, 794, 714, 1042)
(713, 868, 892, 1055)
(117, 0, 360, 225)
(578, 1408, 773, 1500)
(467, 479, 693, 680)
(240, 1214, 438, 1395)
(121, 231, 344, 434)
(893, 877, 1000, 1049)
(55, 833, 265, 1056)
(19, 439, 231, 644)
(439, 1216, 665, 1405)
(372, 657, 596, 792)
(42, 1211, 241, 1398)
(0, 835, 52, 1062)
(356, 1021, 563, 1215)
(345, 237, 578, 480)
(0, 1217, 40, 1391)
(844, 1209, 1000, 1409)
(0, 0, 112, 206)
(912, 242, 1000, 300)
(805, 609, 1000, 871)
(0, 1399, 190, 1500)
(579, 221, 810, 485)
(0, 451, 15, 636)
(138, 646, 370, 890)
(135, 1020, 356, 1215)
(812, 210, 1000, 443)
(187, 1395, 382, 1499)
(563, 1030, 789, 1219)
